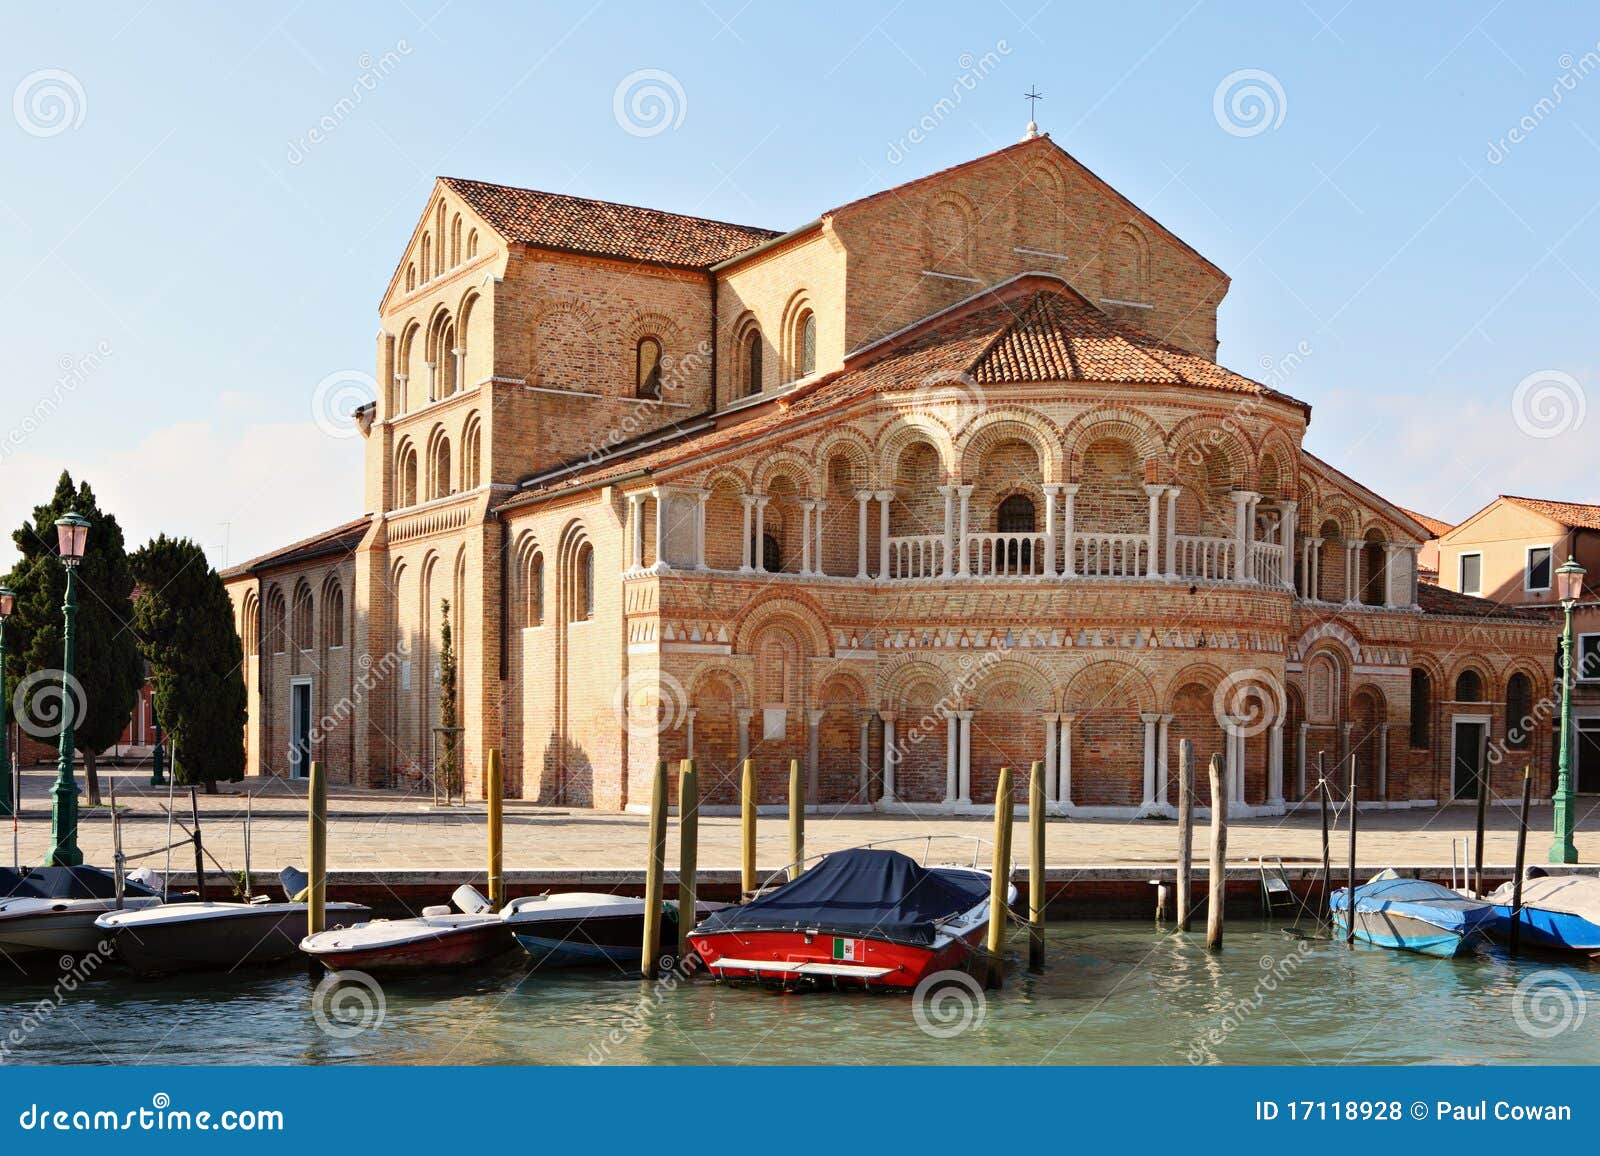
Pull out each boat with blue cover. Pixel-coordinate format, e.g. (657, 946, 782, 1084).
(1329, 871, 1498, 957)
(1485, 872, 1600, 955)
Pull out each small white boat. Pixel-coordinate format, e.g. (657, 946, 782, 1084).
(301, 885, 511, 972)
(96, 868, 368, 976)
(0, 866, 167, 957)
(502, 892, 723, 968)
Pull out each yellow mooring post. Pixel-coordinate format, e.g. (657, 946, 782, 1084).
(788, 758, 805, 880)
(1028, 759, 1046, 974)
(308, 760, 327, 939)
(641, 760, 669, 979)
(985, 765, 1015, 989)
(1206, 752, 1227, 951)
(677, 759, 698, 963)
(486, 748, 505, 909)
(740, 757, 757, 897)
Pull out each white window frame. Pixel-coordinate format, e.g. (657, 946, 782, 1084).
(1577, 633, 1600, 683)
(1525, 544, 1554, 592)
(1458, 551, 1483, 596)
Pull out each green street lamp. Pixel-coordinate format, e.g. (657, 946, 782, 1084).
(0, 585, 15, 818)
(47, 512, 89, 868)
(1550, 554, 1587, 865)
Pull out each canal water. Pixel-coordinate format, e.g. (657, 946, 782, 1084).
(4, 921, 1597, 1065)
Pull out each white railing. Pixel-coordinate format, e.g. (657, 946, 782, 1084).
(967, 532, 1045, 578)
(1250, 541, 1287, 587)
(1172, 534, 1234, 581)
(1072, 532, 1148, 577)
(888, 533, 947, 579)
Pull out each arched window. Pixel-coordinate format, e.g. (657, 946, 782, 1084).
(636, 337, 663, 400)
(1409, 668, 1431, 749)
(322, 580, 345, 648)
(428, 432, 451, 500)
(523, 551, 544, 627)
(743, 328, 763, 397)
(798, 312, 816, 377)
(291, 582, 313, 651)
(405, 263, 416, 292)
(1506, 672, 1533, 749)
(438, 321, 457, 396)
(761, 532, 782, 573)
(450, 214, 462, 266)
(265, 588, 287, 654)
(462, 415, 482, 490)
(1454, 669, 1483, 702)
(420, 233, 431, 281)
(397, 445, 418, 507)
(572, 544, 594, 621)
(467, 229, 479, 259)
(242, 595, 259, 657)
(997, 493, 1036, 572)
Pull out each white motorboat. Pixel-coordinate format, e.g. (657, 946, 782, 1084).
(0, 866, 167, 958)
(300, 885, 512, 972)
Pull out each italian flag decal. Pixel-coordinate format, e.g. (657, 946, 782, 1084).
(832, 937, 864, 961)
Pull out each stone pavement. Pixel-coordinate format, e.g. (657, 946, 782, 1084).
(8, 766, 1600, 875)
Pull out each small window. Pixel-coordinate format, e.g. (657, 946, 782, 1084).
(323, 583, 345, 649)
(744, 330, 762, 397)
(1454, 670, 1483, 702)
(572, 544, 594, 621)
(1506, 673, 1533, 749)
(1409, 668, 1431, 750)
(1527, 546, 1553, 591)
(761, 532, 782, 573)
(636, 338, 663, 400)
(1458, 552, 1482, 596)
(997, 494, 1036, 533)
(799, 313, 816, 377)
(1578, 634, 1600, 683)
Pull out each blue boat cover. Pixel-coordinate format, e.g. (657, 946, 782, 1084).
(692, 848, 991, 947)
(16, 866, 159, 900)
(0, 868, 32, 898)
(1329, 877, 1494, 933)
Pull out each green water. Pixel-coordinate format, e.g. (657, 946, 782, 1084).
(4, 922, 1598, 1065)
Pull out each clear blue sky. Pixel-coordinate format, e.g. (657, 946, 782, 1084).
(4, 2, 1598, 570)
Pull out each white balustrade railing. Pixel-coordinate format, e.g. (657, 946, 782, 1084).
(1250, 541, 1287, 587)
(967, 532, 1045, 578)
(888, 533, 947, 579)
(1172, 534, 1234, 581)
(1072, 532, 1148, 577)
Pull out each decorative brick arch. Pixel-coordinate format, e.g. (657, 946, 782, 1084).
(527, 295, 601, 383)
(621, 309, 683, 346)
(1160, 661, 1230, 712)
(1062, 405, 1164, 479)
(876, 414, 956, 480)
(687, 659, 754, 709)
(700, 465, 752, 495)
(970, 657, 1054, 711)
(752, 449, 814, 497)
(1167, 413, 1256, 488)
(1294, 619, 1365, 663)
(1063, 658, 1157, 714)
(1256, 427, 1301, 500)
(1101, 220, 1151, 302)
(878, 655, 958, 707)
(955, 409, 1063, 484)
(732, 595, 831, 658)
(811, 428, 877, 493)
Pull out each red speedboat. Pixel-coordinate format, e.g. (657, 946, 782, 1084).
(687, 846, 1012, 990)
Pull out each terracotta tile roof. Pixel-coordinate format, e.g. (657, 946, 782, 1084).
(500, 283, 1299, 506)
(219, 515, 371, 580)
(1501, 495, 1600, 531)
(441, 177, 778, 268)
(1399, 507, 1453, 538)
(1416, 582, 1544, 621)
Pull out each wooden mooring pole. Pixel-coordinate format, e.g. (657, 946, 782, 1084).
(308, 761, 327, 938)
(1318, 752, 1330, 912)
(190, 787, 207, 902)
(677, 759, 698, 963)
(486, 748, 504, 909)
(1473, 755, 1490, 897)
(640, 760, 668, 979)
(1028, 759, 1046, 973)
(788, 758, 804, 881)
(740, 758, 757, 897)
(1345, 753, 1358, 945)
(1206, 753, 1227, 951)
(1509, 767, 1532, 958)
(1176, 739, 1194, 932)
(985, 766, 1015, 988)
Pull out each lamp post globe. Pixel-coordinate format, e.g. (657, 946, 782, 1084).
(1551, 555, 1587, 865)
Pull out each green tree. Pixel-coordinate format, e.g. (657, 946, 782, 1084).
(438, 598, 458, 795)
(2, 471, 143, 806)
(130, 535, 246, 793)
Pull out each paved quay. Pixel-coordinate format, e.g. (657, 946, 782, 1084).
(10, 767, 1599, 878)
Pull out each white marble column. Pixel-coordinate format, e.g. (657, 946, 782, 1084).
(1060, 484, 1079, 577)
(626, 493, 643, 571)
(693, 489, 709, 570)
(938, 484, 956, 577)
(1041, 484, 1061, 578)
(1382, 543, 1401, 608)
(753, 496, 770, 573)
(737, 708, 754, 763)
(858, 714, 871, 800)
(855, 491, 871, 578)
(1308, 537, 1323, 600)
(806, 708, 823, 803)
(451, 346, 464, 395)
(1157, 713, 1174, 805)
(425, 360, 436, 402)
(1225, 724, 1245, 805)
(1043, 713, 1059, 801)
(812, 499, 827, 577)
(738, 495, 755, 572)
(1230, 491, 1257, 582)
(798, 499, 816, 575)
(1339, 721, 1355, 796)
(1268, 722, 1284, 806)
(955, 484, 974, 576)
(652, 487, 670, 572)
(1279, 500, 1298, 591)
(944, 713, 959, 804)
(393, 372, 407, 416)
(1377, 724, 1389, 800)
(1344, 541, 1360, 604)
(1057, 713, 1075, 806)
(957, 710, 974, 804)
(1140, 713, 1161, 809)
(875, 490, 893, 580)
(1164, 486, 1181, 579)
(1144, 484, 1165, 578)
(880, 712, 898, 803)
(685, 707, 697, 759)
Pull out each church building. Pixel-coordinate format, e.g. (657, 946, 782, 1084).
(221, 127, 1556, 815)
